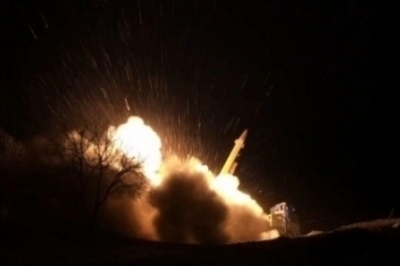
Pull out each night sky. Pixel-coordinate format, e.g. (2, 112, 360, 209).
(0, 0, 395, 232)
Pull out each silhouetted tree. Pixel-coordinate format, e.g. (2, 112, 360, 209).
(0, 129, 25, 223)
(0, 129, 25, 172)
(47, 122, 147, 232)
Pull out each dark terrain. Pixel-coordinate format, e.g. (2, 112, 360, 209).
(1, 220, 399, 266)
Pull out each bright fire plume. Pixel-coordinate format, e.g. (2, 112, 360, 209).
(107, 116, 163, 185)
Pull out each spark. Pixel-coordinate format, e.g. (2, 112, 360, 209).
(240, 74, 248, 92)
(28, 24, 38, 41)
(40, 12, 49, 29)
(266, 85, 274, 97)
(124, 98, 131, 111)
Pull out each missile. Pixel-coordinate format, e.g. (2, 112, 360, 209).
(220, 129, 248, 175)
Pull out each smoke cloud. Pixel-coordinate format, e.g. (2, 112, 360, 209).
(150, 158, 229, 244)
(102, 196, 158, 241)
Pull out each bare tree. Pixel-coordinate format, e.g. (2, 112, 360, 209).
(0, 129, 25, 173)
(0, 129, 25, 223)
(48, 122, 147, 232)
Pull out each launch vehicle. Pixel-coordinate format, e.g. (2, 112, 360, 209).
(221, 130, 301, 237)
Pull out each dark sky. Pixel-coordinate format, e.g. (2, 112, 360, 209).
(0, 0, 395, 232)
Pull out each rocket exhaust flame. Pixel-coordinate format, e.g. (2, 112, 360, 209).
(69, 116, 276, 243)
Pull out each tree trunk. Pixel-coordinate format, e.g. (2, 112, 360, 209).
(88, 204, 100, 235)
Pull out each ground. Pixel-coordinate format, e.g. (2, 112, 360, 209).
(1, 219, 400, 266)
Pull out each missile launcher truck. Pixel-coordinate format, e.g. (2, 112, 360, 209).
(222, 130, 301, 237)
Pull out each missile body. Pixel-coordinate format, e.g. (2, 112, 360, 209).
(220, 129, 248, 175)
(228, 162, 238, 175)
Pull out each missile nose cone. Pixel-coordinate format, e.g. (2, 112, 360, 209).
(240, 129, 248, 141)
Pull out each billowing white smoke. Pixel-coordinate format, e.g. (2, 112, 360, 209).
(70, 116, 278, 243)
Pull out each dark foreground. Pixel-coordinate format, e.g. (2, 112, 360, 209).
(1, 220, 400, 266)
